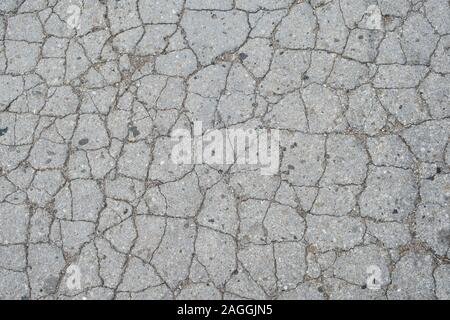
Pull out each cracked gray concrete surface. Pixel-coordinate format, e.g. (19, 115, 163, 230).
(0, 0, 449, 300)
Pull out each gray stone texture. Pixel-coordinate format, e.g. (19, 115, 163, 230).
(0, 0, 448, 301)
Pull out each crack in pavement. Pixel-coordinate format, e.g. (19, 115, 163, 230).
(0, 0, 449, 300)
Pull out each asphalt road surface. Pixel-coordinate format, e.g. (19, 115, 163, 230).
(0, 0, 449, 300)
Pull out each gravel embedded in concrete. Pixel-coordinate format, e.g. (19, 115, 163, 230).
(0, 0, 449, 300)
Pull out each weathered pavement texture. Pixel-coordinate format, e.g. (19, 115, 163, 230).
(0, 0, 449, 300)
